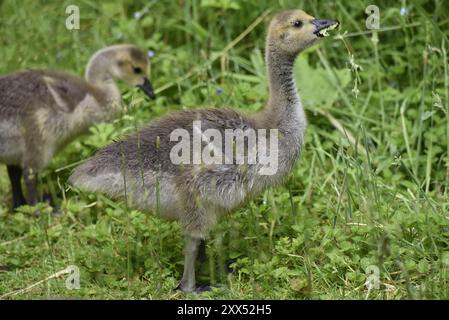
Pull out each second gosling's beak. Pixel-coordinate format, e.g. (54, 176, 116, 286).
(137, 78, 156, 100)
(312, 19, 340, 37)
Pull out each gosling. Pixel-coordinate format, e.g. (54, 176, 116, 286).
(70, 11, 339, 293)
(0, 44, 156, 211)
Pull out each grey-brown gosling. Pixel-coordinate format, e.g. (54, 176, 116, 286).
(70, 11, 339, 293)
(0, 44, 156, 210)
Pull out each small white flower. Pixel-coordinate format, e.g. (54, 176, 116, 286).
(134, 11, 141, 20)
(147, 50, 156, 58)
(400, 7, 408, 16)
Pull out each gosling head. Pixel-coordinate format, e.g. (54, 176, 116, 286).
(91, 44, 156, 100)
(111, 44, 156, 100)
(268, 10, 339, 55)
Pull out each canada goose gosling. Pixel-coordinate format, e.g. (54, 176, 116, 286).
(0, 44, 155, 210)
(70, 11, 339, 293)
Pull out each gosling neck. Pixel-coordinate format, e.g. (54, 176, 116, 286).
(84, 52, 121, 106)
(264, 41, 301, 122)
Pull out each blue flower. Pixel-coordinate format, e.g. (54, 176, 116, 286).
(133, 11, 142, 20)
(56, 52, 64, 61)
(400, 7, 408, 16)
(215, 88, 224, 95)
(147, 50, 156, 58)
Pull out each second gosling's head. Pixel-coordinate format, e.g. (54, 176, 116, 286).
(268, 10, 339, 55)
(89, 44, 156, 99)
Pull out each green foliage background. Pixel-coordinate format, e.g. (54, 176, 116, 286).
(0, 0, 448, 299)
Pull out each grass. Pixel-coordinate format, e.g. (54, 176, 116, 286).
(1, 0, 449, 299)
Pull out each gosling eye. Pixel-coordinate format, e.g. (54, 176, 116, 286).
(292, 20, 303, 28)
(133, 67, 143, 74)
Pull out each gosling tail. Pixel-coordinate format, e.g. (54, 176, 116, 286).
(69, 153, 125, 198)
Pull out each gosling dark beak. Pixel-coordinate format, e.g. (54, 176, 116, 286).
(312, 19, 340, 37)
(137, 78, 156, 100)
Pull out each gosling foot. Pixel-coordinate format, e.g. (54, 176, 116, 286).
(175, 279, 196, 294)
(195, 284, 225, 294)
(175, 281, 225, 294)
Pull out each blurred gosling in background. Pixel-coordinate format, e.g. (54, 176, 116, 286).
(0, 44, 156, 211)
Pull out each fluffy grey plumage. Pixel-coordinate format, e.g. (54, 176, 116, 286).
(70, 10, 339, 293)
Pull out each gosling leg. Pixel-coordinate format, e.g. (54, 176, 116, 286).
(178, 239, 224, 294)
(197, 239, 207, 264)
(177, 235, 201, 293)
(23, 167, 39, 206)
(6, 165, 26, 210)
